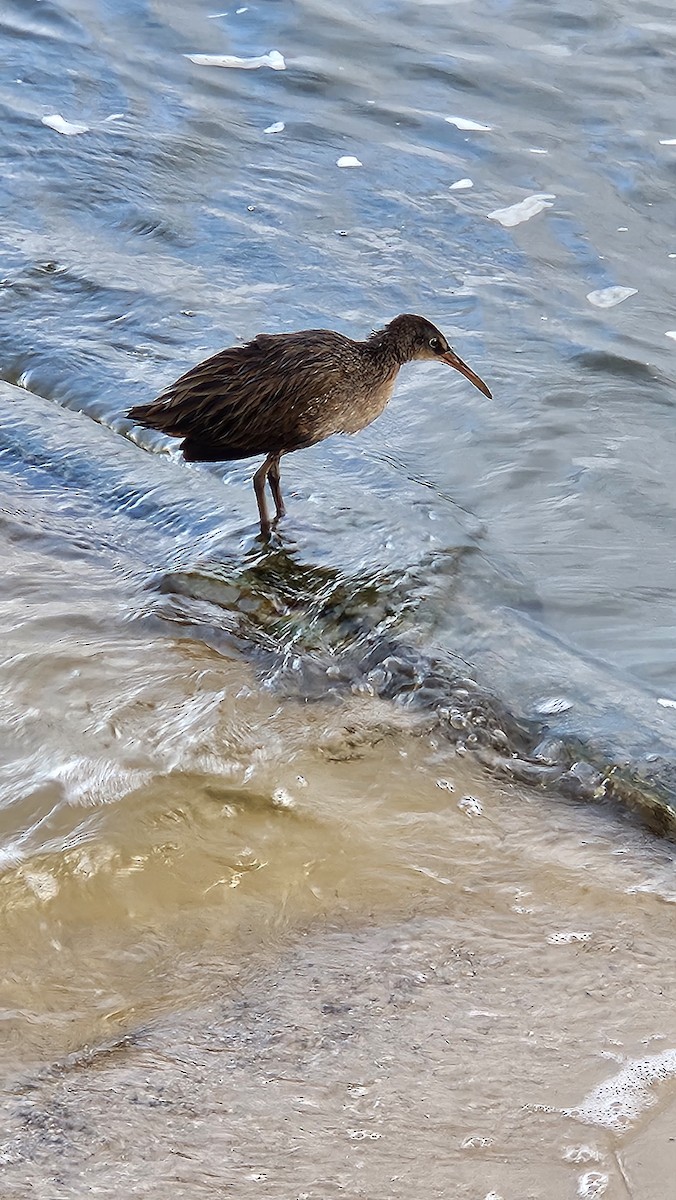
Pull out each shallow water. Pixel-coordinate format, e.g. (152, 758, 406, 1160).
(2, 0, 676, 1194)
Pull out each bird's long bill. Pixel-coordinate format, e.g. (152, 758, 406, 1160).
(441, 349, 492, 399)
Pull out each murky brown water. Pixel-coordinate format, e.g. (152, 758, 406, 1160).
(3, 708, 676, 1196)
(3, 0, 676, 1194)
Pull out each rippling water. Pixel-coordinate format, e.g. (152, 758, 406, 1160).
(2, 1, 676, 1194)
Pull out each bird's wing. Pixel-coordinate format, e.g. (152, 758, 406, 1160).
(128, 331, 353, 456)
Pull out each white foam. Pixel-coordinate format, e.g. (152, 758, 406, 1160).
(186, 49, 286, 69)
(586, 286, 637, 308)
(445, 115, 492, 131)
(450, 178, 473, 189)
(536, 695, 573, 715)
(488, 193, 555, 227)
(0, 844, 23, 869)
(565, 1048, 676, 1131)
(271, 787, 294, 808)
(659, 138, 676, 145)
(563, 1146, 601, 1165)
(578, 1173, 608, 1198)
(23, 871, 59, 901)
(664, 333, 676, 343)
(41, 113, 89, 136)
(528, 147, 549, 154)
(263, 121, 285, 134)
(458, 795, 483, 817)
(548, 930, 592, 944)
(337, 155, 362, 167)
(657, 695, 676, 706)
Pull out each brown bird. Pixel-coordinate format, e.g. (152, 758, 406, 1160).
(127, 313, 491, 535)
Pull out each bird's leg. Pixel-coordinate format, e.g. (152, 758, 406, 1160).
(253, 455, 274, 536)
(267, 453, 286, 523)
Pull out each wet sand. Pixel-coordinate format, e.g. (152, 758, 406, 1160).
(2, 711, 676, 1198)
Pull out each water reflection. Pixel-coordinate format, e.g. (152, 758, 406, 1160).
(154, 537, 417, 657)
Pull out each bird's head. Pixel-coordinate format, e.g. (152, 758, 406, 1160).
(382, 313, 492, 398)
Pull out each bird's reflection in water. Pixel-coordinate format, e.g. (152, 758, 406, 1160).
(152, 532, 420, 670)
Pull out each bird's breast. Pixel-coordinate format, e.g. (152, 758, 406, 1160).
(331, 371, 398, 436)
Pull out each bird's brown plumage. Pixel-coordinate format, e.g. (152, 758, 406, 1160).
(127, 313, 491, 534)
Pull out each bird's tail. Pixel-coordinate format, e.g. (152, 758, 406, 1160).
(128, 397, 241, 461)
(127, 399, 181, 434)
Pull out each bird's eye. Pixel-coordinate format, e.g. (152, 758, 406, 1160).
(429, 337, 440, 351)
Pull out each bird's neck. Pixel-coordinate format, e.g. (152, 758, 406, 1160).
(362, 326, 409, 372)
